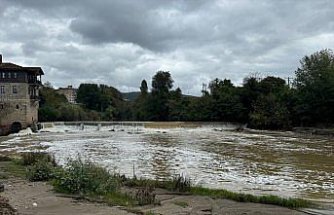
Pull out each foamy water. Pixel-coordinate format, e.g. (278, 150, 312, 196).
(0, 123, 333, 204)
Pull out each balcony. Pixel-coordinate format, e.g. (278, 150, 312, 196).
(30, 95, 40, 100)
(28, 80, 42, 85)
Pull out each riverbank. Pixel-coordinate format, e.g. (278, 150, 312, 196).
(0, 153, 314, 215)
(1, 179, 311, 215)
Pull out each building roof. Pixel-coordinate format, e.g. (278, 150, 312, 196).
(25, 67, 44, 75)
(0, 62, 22, 69)
(0, 63, 44, 75)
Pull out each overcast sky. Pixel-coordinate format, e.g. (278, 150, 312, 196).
(0, 0, 333, 95)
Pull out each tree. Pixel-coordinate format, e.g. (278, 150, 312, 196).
(168, 87, 186, 120)
(246, 76, 292, 130)
(140, 79, 148, 96)
(133, 79, 149, 120)
(249, 94, 291, 130)
(76, 84, 101, 111)
(150, 71, 174, 120)
(39, 87, 98, 121)
(151, 71, 173, 95)
(207, 78, 246, 122)
(294, 49, 334, 126)
(43, 81, 53, 89)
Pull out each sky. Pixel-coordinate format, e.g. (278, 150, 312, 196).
(0, 0, 334, 95)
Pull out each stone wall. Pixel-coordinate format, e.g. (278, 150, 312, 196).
(0, 82, 38, 135)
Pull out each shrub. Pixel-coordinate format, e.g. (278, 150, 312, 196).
(26, 160, 54, 182)
(52, 159, 119, 195)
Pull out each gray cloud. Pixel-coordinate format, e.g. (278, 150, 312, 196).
(1, 0, 334, 95)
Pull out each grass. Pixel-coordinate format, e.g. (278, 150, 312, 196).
(190, 187, 312, 208)
(21, 152, 56, 166)
(123, 174, 311, 208)
(0, 159, 26, 178)
(123, 175, 191, 192)
(104, 192, 136, 206)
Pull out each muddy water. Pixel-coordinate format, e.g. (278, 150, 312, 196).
(0, 123, 333, 204)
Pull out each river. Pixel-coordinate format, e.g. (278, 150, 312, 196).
(0, 122, 333, 205)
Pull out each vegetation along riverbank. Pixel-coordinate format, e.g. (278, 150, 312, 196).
(39, 49, 334, 132)
(0, 152, 317, 215)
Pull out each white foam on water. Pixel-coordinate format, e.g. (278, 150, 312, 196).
(0, 123, 333, 204)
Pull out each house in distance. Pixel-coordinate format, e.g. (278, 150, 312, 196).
(56, 85, 77, 104)
(0, 54, 44, 135)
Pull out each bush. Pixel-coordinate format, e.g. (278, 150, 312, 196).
(21, 152, 56, 166)
(52, 159, 119, 195)
(26, 160, 54, 182)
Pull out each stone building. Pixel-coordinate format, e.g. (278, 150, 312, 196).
(0, 55, 44, 135)
(56, 85, 77, 104)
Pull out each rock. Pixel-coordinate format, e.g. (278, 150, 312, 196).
(0, 182, 4, 192)
(32, 202, 38, 207)
(0, 196, 17, 215)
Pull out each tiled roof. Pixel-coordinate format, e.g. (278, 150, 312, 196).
(0, 63, 44, 75)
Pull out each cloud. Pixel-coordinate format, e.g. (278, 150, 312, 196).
(1, 0, 334, 95)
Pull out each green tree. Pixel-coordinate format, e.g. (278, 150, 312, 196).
(76, 84, 125, 120)
(149, 71, 174, 120)
(133, 79, 150, 120)
(207, 78, 246, 122)
(168, 87, 186, 120)
(294, 49, 334, 126)
(39, 86, 98, 122)
(76, 84, 101, 111)
(140, 79, 148, 96)
(247, 76, 291, 129)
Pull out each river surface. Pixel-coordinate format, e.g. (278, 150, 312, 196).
(0, 122, 333, 205)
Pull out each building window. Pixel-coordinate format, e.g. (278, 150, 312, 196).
(8, 73, 11, 79)
(0, 86, 4, 94)
(16, 104, 20, 109)
(0, 104, 3, 109)
(1, 72, 4, 79)
(12, 86, 17, 94)
(13, 73, 17, 79)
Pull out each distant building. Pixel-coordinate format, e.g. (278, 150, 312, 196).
(56, 85, 77, 104)
(0, 54, 44, 135)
